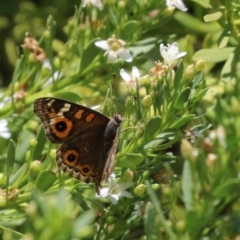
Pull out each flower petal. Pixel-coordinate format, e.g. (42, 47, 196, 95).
(120, 69, 131, 83)
(166, 0, 188, 11)
(92, 0, 103, 10)
(107, 50, 118, 63)
(118, 182, 133, 190)
(95, 40, 109, 50)
(110, 194, 119, 205)
(118, 48, 133, 62)
(120, 190, 133, 198)
(99, 187, 109, 197)
(132, 66, 140, 78)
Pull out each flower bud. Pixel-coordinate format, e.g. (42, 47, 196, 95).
(185, 64, 195, 79)
(118, 0, 126, 8)
(142, 170, 150, 180)
(29, 138, 38, 148)
(175, 220, 185, 232)
(195, 60, 205, 72)
(30, 160, 42, 172)
(0, 195, 7, 208)
(53, 57, 60, 69)
(142, 95, 152, 107)
(122, 169, 134, 182)
(152, 183, 160, 191)
(49, 149, 56, 159)
(0, 173, 6, 185)
(134, 184, 146, 196)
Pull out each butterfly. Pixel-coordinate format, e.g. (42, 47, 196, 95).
(33, 97, 122, 194)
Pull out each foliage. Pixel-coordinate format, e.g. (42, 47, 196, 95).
(0, 0, 240, 239)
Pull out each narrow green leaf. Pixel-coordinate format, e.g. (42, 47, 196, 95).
(192, 72, 204, 88)
(117, 153, 144, 168)
(173, 87, 191, 109)
(213, 179, 240, 198)
(146, 181, 177, 240)
(144, 203, 158, 239)
(221, 52, 234, 82)
(79, 38, 101, 72)
(53, 91, 81, 102)
(174, 60, 184, 89)
(6, 140, 16, 188)
(192, 48, 234, 63)
(120, 21, 139, 41)
(217, 24, 231, 49)
(33, 127, 47, 160)
(204, 11, 223, 22)
(35, 170, 56, 192)
(143, 116, 161, 142)
(169, 114, 195, 130)
(182, 161, 193, 210)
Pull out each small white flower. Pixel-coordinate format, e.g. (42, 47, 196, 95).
(159, 42, 187, 66)
(98, 174, 133, 205)
(120, 66, 140, 87)
(0, 119, 11, 139)
(166, 0, 188, 12)
(83, 0, 103, 10)
(95, 37, 133, 63)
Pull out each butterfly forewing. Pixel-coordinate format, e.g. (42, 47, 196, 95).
(34, 97, 109, 143)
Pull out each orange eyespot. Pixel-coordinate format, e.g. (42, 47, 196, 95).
(63, 150, 79, 166)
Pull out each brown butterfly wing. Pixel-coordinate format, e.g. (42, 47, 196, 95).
(33, 97, 110, 143)
(56, 115, 122, 193)
(34, 97, 122, 193)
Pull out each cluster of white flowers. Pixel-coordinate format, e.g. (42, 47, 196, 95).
(83, 0, 187, 12)
(84, 0, 188, 205)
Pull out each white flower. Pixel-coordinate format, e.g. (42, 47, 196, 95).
(120, 66, 140, 87)
(98, 174, 133, 205)
(0, 119, 11, 139)
(166, 0, 188, 12)
(159, 42, 187, 66)
(83, 0, 103, 10)
(95, 37, 133, 63)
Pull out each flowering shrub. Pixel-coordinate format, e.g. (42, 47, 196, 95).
(0, 0, 240, 239)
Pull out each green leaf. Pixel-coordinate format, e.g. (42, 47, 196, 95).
(173, 87, 191, 109)
(213, 179, 240, 198)
(6, 140, 16, 188)
(128, 44, 155, 56)
(192, 73, 204, 88)
(143, 116, 161, 142)
(117, 153, 144, 168)
(144, 203, 158, 239)
(53, 91, 81, 102)
(221, 52, 234, 82)
(120, 21, 139, 40)
(35, 170, 56, 192)
(204, 11, 223, 22)
(174, 60, 184, 89)
(217, 25, 231, 49)
(169, 114, 195, 130)
(79, 38, 101, 72)
(146, 181, 177, 240)
(33, 127, 47, 160)
(192, 48, 234, 63)
(186, 211, 199, 239)
(182, 161, 193, 210)
(191, 0, 212, 8)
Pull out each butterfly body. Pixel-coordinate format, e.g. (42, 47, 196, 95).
(33, 97, 122, 193)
